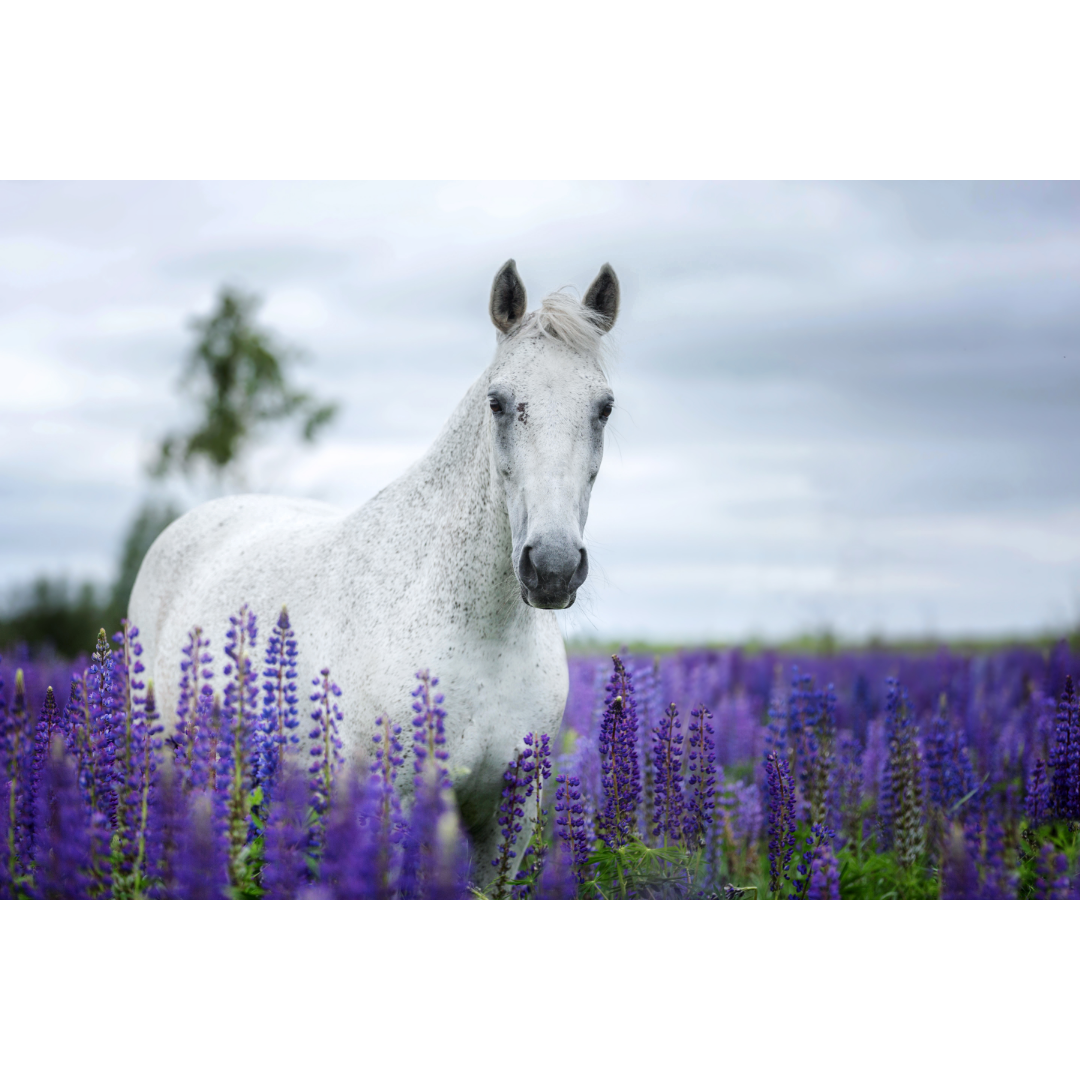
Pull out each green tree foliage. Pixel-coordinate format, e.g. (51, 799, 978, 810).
(153, 286, 337, 481)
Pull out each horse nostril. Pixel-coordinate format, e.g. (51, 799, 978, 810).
(569, 548, 589, 592)
(518, 545, 540, 590)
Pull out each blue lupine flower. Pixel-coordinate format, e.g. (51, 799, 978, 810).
(651, 702, 684, 845)
(260, 766, 312, 899)
(490, 748, 531, 899)
(596, 654, 641, 848)
(258, 607, 301, 796)
(216, 605, 262, 880)
(683, 703, 717, 850)
(553, 773, 590, 886)
(764, 751, 796, 895)
(33, 738, 92, 900)
(1049, 676, 1078, 820)
(410, 669, 449, 789)
(878, 679, 925, 868)
(172, 626, 213, 789)
(1025, 757, 1050, 826)
(512, 731, 553, 899)
(307, 666, 344, 854)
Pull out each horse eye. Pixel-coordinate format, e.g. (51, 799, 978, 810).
(489, 399, 503, 414)
(599, 403, 613, 420)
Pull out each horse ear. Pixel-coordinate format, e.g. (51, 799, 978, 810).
(583, 263, 619, 333)
(490, 259, 528, 334)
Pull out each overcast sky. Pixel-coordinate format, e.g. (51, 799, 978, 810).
(1, 181, 1078, 642)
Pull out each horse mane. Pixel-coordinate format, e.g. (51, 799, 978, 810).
(506, 289, 611, 366)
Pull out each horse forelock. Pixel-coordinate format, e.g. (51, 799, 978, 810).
(500, 290, 612, 372)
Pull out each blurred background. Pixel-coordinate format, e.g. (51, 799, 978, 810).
(1, 180, 1078, 654)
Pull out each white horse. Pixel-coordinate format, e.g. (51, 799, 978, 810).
(129, 259, 619, 874)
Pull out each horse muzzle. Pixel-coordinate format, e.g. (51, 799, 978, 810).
(516, 542, 589, 609)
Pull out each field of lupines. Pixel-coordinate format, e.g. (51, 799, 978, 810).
(2, 607, 1080, 899)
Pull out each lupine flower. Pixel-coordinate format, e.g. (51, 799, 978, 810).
(879, 679, 925, 869)
(410, 669, 449, 789)
(173, 792, 228, 900)
(490, 748, 531, 899)
(651, 702, 684, 845)
(1025, 758, 1050, 827)
(217, 605, 261, 883)
(83, 629, 121, 827)
(1049, 676, 1079, 820)
(257, 607, 301, 796)
(794, 825, 833, 902)
(596, 655, 642, 848)
(512, 731, 553, 899)
(399, 769, 466, 899)
(172, 626, 213, 790)
(553, 773, 590, 886)
(31, 685, 63, 808)
(1, 668, 36, 885)
(765, 751, 797, 895)
(683, 703, 717, 850)
(806, 837, 840, 899)
(111, 622, 149, 893)
(260, 766, 313, 899)
(307, 666, 344, 854)
(33, 738, 92, 900)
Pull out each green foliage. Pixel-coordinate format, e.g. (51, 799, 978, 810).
(837, 843, 940, 900)
(584, 840, 700, 899)
(152, 287, 337, 481)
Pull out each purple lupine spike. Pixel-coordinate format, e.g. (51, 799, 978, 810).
(260, 766, 312, 899)
(1025, 757, 1050, 826)
(33, 737, 93, 900)
(789, 822, 835, 899)
(257, 607, 301, 796)
(370, 715, 408, 871)
(111, 622, 148, 893)
(765, 751, 796, 896)
(1049, 676, 1079, 820)
(651, 702, 684, 845)
(410, 669, 449, 789)
(512, 732, 553, 899)
(307, 666, 344, 854)
(86, 629, 121, 826)
(879, 679, 925, 868)
(979, 803, 1009, 899)
(596, 655, 642, 848)
(554, 773, 590, 886)
(189, 686, 220, 793)
(31, 686, 63, 807)
(144, 759, 187, 898)
(217, 605, 261, 882)
(806, 836, 841, 899)
(2, 669, 37, 884)
(490, 748, 532, 899)
(173, 792, 229, 900)
(172, 626, 213, 789)
(399, 768, 461, 899)
(683, 703, 717, 850)
(316, 770, 373, 898)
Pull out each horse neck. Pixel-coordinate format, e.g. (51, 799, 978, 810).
(379, 373, 516, 608)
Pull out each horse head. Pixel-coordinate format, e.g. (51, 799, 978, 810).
(486, 259, 619, 610)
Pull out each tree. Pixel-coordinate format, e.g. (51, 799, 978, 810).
(152, 286, 337, 483)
